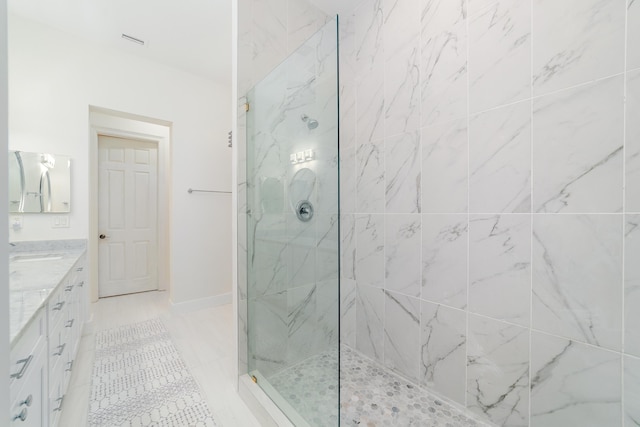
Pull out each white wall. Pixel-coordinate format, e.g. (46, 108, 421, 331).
(8, 14, 232, 304)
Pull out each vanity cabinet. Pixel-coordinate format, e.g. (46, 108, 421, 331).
(48, 254, 87, 427)
(9, 310, 47, 426)
(10, 251, 88, 427)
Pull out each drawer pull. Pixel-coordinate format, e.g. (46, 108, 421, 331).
(65, 285, 74, 292)
(53, 301, 65, 311)
(66, 319, 75, 328)
(53, 396, 64, 412)
(10, 355, 33, 379)
(54, 343, 66, 356)
(76, 267, 84, 272)
(66, 360, 74, 372)
(20, 395, 33, 407)
(12, 408, 27, 422)
(78, 281, 85, 287)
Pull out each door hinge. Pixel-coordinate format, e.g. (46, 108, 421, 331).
(245, 102, 250, 112)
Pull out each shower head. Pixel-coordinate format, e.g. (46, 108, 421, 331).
(301, 114, 319, 130)
(307, 119, 319, 130)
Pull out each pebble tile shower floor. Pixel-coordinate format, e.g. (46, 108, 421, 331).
(268, 346, 492, 426)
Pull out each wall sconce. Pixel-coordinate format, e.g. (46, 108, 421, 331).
(41, 154, 55, 169)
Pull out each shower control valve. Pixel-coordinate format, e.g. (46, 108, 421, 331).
(296, 200, 314, 222)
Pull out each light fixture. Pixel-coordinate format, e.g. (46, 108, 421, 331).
(40, 154, 55, 169)
(122, 33, 145, 46)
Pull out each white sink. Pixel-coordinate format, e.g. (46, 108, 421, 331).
(11, 254, 64, 263)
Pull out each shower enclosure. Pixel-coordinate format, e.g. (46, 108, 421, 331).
(245, 18, 340, 426)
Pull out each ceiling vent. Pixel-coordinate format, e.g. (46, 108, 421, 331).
(121, 33, 145, 46)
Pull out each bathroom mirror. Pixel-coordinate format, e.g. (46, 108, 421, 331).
(288, 167, 316, 211)
(8, 150, 24, 212)
(8, 151, 72, 213)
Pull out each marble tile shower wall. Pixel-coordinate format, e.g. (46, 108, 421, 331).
(245, 34, 339, 376)
(236, 0, 331, 378)
(338, 0, 640, 426)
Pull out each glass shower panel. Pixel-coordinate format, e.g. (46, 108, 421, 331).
(246, 18, 340, 426)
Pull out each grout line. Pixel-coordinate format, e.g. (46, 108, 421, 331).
(382, 164, 387, 365)
(530, 70, 628, 101)
(621, 0, 630, 421)
(464, 0, 471, 410)
(627, 353, 640, 362)
(418, 0, 425, 387)
(470, 70, 627, 118)
(459, 305, 631, 358)
(529, 0, 535, 425)
(527, 327, 628, 357)
(414, 70, 629, 136)
(284, 0, 289, 55)
(351, 5, 360, 357)
(381, 0, 387, 370)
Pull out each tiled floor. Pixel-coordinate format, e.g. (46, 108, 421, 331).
(59, 291, 261, 427)
(268, 350, 339, 426)
(268, 347, 492, 427)
(339, 347, 492, 427)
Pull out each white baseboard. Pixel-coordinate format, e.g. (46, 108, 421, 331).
(170, 292, 232, 313)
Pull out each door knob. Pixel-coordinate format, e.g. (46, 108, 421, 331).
(99, 234, 107, 239)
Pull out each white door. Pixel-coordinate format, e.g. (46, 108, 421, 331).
(98, 135, 158, 297)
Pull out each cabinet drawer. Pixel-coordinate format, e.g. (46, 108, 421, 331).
(65, 308, 81, 356)
(48, 317, 69, 379)
(74, 257, 88, 323)
(10, 309, 45, 396)
(10, 349, 46, 427)
(62, 281, 79, 305)
(69, 262, 86, 292)
(48, 374, 64, 427)
(47, 284, 68, 333)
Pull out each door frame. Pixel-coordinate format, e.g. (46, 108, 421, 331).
(89, 107, 172, 303)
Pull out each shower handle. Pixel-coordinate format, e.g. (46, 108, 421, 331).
(296, 200, 314, 222)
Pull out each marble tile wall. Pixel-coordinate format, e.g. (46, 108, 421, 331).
(244, 21, 339, 377)
(237, 0, 331, 377)
(340, 0, 639, 425)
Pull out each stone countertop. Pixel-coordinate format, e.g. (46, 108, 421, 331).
(9, 240, 86, 346)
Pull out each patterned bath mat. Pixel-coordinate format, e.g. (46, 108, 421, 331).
(88, 318, 217, 427)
